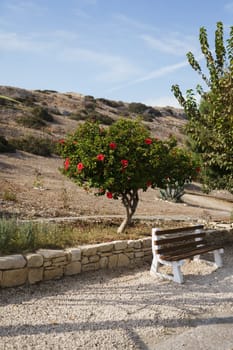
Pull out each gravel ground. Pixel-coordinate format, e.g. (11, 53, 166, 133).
(1, 246, 233, 350)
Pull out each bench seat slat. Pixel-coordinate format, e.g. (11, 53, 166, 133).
(154, 232, 205, 245)
(156, 239, 207, 254)
(160, 244, 223, 261)
(155, 225, 204, 236)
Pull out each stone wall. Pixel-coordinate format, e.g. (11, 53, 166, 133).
(0, 237, 152, 288)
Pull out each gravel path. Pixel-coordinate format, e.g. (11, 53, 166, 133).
(1, 246, 233, 349)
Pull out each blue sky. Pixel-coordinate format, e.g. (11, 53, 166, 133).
(0, 0, 233, 107)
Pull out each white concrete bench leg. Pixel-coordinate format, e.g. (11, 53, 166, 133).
(172, 262, 183, 284)
(214, 249, 223, 267)
(150, 257, 160, 276)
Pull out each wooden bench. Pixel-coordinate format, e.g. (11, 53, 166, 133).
(150, 225, 224, 283)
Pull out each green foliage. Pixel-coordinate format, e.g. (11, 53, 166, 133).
(33, 106, 54, 122)
(59, 119, 198, 232)
(11, 135, 55, 156)
(0, 218, 77, 255)
(128, 102, 148, 114)
(0, 135, 16, 153)
(96, 98, 124, 108)
(172, 21, 233, 193)
(70, 111, 114, 125)
(16, 106, 54, 129)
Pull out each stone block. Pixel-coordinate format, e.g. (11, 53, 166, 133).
(37, 249, 65, 259)
(99, 257, 108, 269)
(81, 257, 89, 264)
(97, 242, 114, 253)
(125, 252, 134, 259)
(114, 241, 128, 251)
(142, 238, 152, 248)
(127, 240, 135, 249)
(0, 255, 26, 270)
(28, 268, 43, 284)
(43, 267, 63, 281)
(66, 248, 81, 261)
(81, 245, 97, 256)
(65, 261, 81, 276)
(108, 255, 118, 269)
(133, 240, 142, 249)
(82, 262, 99, 272)
(25, 253, 43, 267)
(135, 251, 144, 258)
(1, 268, 27, 288)
(89, 255, 100, 263)
(52, 257, 67, 264)
(117, 254, 130, 267)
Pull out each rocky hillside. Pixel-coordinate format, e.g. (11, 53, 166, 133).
(0, 85, 187, 145)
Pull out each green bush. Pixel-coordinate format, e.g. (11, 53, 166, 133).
(11, 135, 55, 156)
(0, 218, 74, 255)
(128, 102, 148, 114)
(33, 106, 54, 122)
(70, 112, 114, 125)
(17, 114, 46, 129)
(0, 136, 16, 153)
(96, 98, 124, 108)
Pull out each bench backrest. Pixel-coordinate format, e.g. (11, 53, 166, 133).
(152, 225, 206, 258)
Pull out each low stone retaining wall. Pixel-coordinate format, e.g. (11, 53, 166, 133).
(0, 237, 152, 288)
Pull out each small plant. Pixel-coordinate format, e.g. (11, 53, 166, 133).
(33, 169, 44, 189)
(2, 190, 17, 202)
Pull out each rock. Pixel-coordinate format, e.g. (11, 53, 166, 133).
(1, 268, 27, 287)
(25, 253, 43, 267)
(65, 262, 81, 276)
(28, 268, 43, 284)
(0, 255, 26, 270)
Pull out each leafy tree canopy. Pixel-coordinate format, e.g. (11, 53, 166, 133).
(172, 21, 233, 193)
(58, 119, 198, 232)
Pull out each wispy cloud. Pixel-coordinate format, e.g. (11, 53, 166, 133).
(58, 47, 141, 82)
(140, 33, 197, 56)
(224, 2, 233, 13)
(109, 59, 189, 92)
(0, 31, 52, 52)
(113, 13, 157, 32)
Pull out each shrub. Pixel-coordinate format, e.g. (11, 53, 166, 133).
(96, 98, 124, 108)
(33, 106, 54, 122)
(11, 135, 55, 156)
(0, 136, 16, 153)
(17, 115, 46, 129)
(128, 102, 148, 114)
(59, 119, 198, 232)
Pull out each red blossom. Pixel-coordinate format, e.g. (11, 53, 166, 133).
(96, 154, 105, 161)
(77, 162, 84, 171)
(106, 191, 113, 199)
(121, 159, 128, 168)
(146, 181, 152, 187)
(58, 139, 65, 144)
(73, 141, 78, 145)
(64, 158, 70, 171)
(144, 138, 152, 145)
(196, 167, 201, 173)
(109, 142, 117, 150)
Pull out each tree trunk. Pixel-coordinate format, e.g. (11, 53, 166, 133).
(117, 189, 139, 234)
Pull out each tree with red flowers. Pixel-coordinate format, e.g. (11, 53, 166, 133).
(59, 119, 198, 233)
